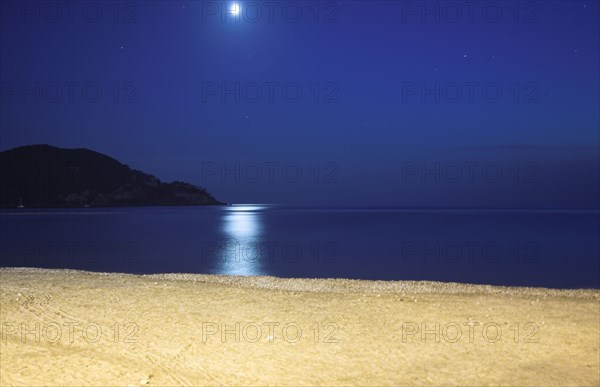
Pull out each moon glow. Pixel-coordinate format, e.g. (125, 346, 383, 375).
(231, 3, 240, 16)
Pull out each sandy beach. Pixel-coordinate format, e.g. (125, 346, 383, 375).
(1, 268, 598, 386)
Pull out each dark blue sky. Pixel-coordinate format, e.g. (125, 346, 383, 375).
(1, 1, 598, 207)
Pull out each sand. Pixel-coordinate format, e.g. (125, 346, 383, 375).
(1, 268, 598, 386)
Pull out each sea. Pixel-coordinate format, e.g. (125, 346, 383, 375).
(1, 205, 598, 288)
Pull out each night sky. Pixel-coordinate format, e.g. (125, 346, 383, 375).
(1, 1, 598, 207)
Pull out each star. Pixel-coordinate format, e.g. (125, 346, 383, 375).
(463, 54, 468, 58)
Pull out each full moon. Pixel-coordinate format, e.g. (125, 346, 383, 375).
(231, 3, 240, 16)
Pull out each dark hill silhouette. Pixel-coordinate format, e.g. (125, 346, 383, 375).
(0, 145, 223, 208)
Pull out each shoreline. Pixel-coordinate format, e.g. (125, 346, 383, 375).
(2, 267, 599, 386)
(2, 267, 599, 298)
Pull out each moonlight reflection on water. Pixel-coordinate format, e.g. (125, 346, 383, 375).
(219, 205, 266, 276)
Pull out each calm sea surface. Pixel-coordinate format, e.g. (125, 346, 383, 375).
(1, 205, 598, 288)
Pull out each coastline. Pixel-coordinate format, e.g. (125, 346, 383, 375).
(3, 267, 598, 298)
(1, 268, 599, 386)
